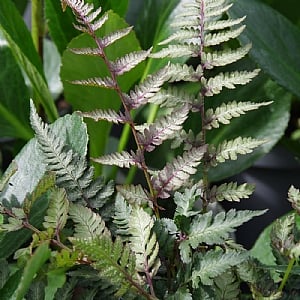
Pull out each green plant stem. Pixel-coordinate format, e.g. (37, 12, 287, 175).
(278, 258, 296, 292)
(31, 0, 44, 58)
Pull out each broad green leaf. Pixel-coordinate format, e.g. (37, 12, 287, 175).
(97, 0, 129, 17)
(14, 242, 51, 300)
(229, 0, 300, 98)
(45, 269, 66, 300)
(45, 0, 78, 55)
(1, 113, 88, 202)
(0, 39, 32, 140)
(206, 75, 291, 182)
(0, 268, 23, 299)
(0, 0, 58, 121)
(61, 11, 145, 174)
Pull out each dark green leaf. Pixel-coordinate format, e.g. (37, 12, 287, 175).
(45, 269, 66, 300)
(0, 0, 58, 121)
(229, 0, 300, 98)
(0, 268, 23, 300)
(0, 41, 32, 140)
(45, 0, 78, 54)
(14, 242, 51, 300)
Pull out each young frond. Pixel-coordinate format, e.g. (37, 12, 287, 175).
(70, 76, 116, 89)
(202, 44, 252, 69)
(128, 207, 160, 276)
(288, 185, 300, 214)
(179, 209, 266, 263)
(68, 203, 109, 239)
(192, 250, 248, 287)
(152, 146, 207, 199)
(43, 187, 69, 231)
(126, 64, 171, 109)
(137, 105, 190, 152)
(116, 184, 150, 207)
(77, 109, 129, 124)
(205, 70, 260, 96)
(71, 236, 138, 298)
(110, 49, 151, 76)
(204, 101, 272, 129)
(208, 182, 255, 202)
(213, 137, 266, 164)
(92, 150, 142, 169)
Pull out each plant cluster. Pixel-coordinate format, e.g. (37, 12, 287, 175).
(0, 0, 300, 299)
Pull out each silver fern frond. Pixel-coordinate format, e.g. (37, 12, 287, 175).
(70, 76, 115, 89)
(77, 109, 129, 124)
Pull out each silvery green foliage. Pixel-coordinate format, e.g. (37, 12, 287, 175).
(0, 0, 275, 298)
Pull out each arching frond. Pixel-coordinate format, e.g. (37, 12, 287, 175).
(68, 203, 109, 239)
(128, 207, 160, 277)
(179, 209, 266, 263)
(213, 137, 266, 164)
(204, 101, 272, 129)
(137, 106, 190, 152)
(202, 44, 252, 69)
(208, 182, 255, 202)
(152, 146, 207, 199)
(192, 250, 248, 287)
(110, 49, 151, 76)
(205, 70, 260, 96)
(92, 151, 142, 169)
(77, 109, 129, 124)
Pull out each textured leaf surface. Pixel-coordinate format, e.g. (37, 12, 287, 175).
(61, 11, 145, 174)
(229, 0, 300, 98)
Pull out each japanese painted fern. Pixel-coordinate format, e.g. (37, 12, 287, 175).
(0, 0, 275, 299)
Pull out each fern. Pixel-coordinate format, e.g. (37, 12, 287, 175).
(151, 146, 207, 199)
(128, 207, 160, 277)
(43, 187, 69, 232)
(30, 100, 113, 207)
(288, 185, 300, 214)
(192, 250, 248, 287)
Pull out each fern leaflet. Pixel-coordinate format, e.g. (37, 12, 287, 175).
(77, 109, 129, 124)
(288, 185, 300, 214)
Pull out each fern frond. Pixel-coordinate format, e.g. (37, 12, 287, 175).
(77, 109, 128, 124)
(214, 271, 240, 300)
(43, 187, 69, 231)
(192, 250, 247, 287)
(179, 209, 266, 263)
(101, 27, 133, 48)
(116, 185, 150, 207)
(113, 194, 132, 239)
(174, 185, 202, 217)
(152, 146, 207, 199)
(70, 76, 115, 89)
(126, 65, 171, 109)
(137, 106, 189, 152)
(205, 70, 260, 96)
(69, 47, 102, 56)
(288, 185, 300, 214)
(68, 203, 109, 239)
(150, 44, 199, 59)
(110, 49, 151, 76)
(71, 236, 139, 298)
(206, 16, 246, 31)
(30, 101, 111, 206)
(168, 63, 202, 82)
(128, 207, 160, 276)
(202, 44, 251, 69)
(92, 150, 142, 169)
(209, 182, 254, 202)
(213, 137, 266, 164)
(148, 86, 197, 108)
(204, 101, 272, 129)
(205, 2, 233, 18)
